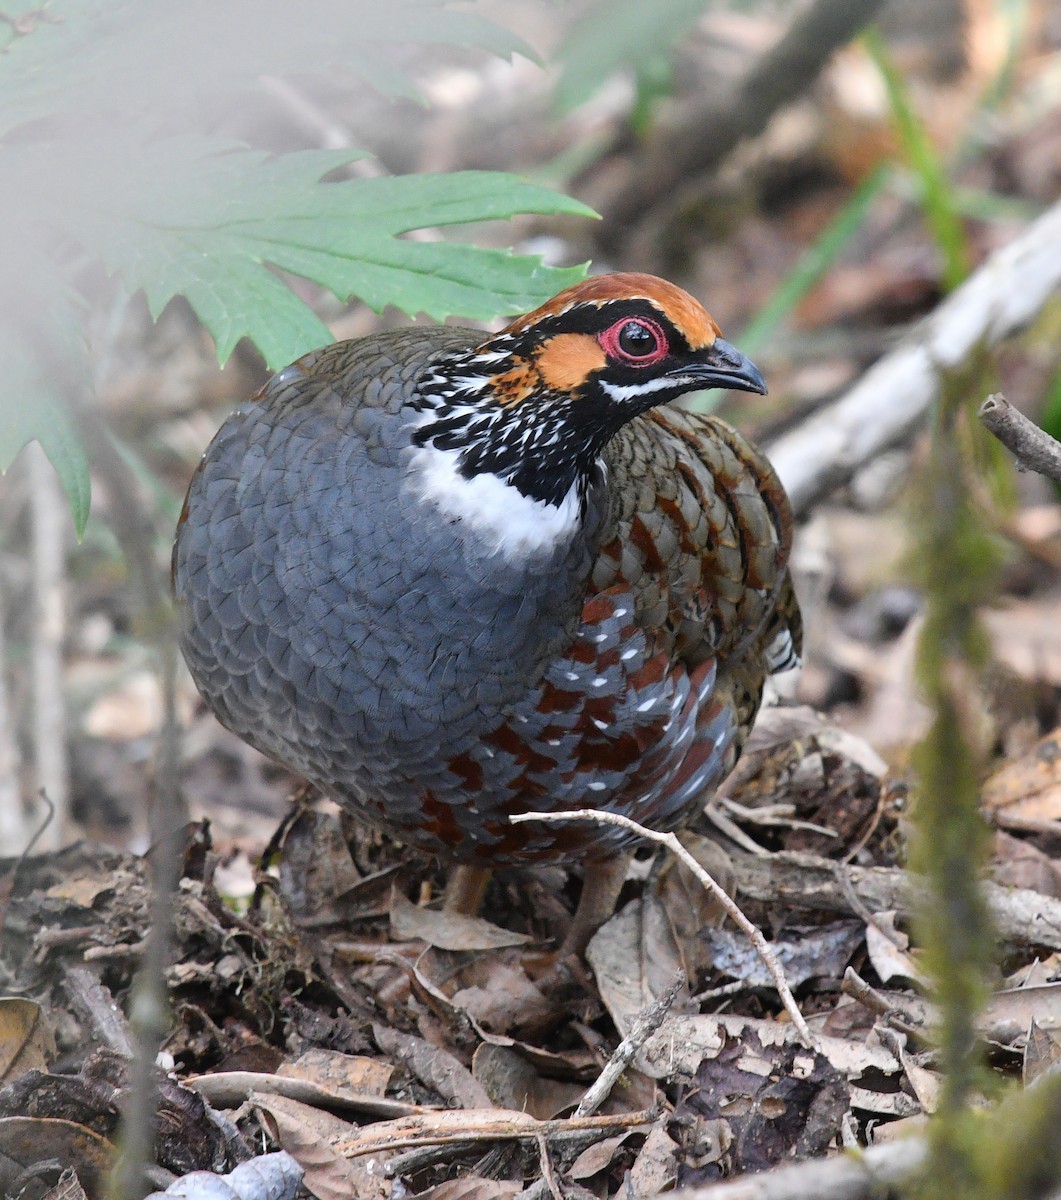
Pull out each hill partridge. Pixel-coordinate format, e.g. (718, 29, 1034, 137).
(174, 272, 801, 953)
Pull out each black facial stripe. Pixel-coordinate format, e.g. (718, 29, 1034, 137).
(505, 300, 693, 356)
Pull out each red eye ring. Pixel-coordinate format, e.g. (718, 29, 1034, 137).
(598, 316, 669, 366)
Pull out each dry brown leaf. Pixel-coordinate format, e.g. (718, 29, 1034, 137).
(390, 888, 531, 951)
(848, 1086, 922, 1118)
(991, 831, 1061, 898)
(627, 1122, 681, 1193)
(450, 962, 556, 1036)
(0, 998, 55, 1078)
(985, 601, 1061, 688)
(186, 1071, 421, 1119)
(373, 1024, 491, 1109)
(897, 1049, 940, 1114)
(280, 1049, 393, 1101)
(656, 833, 733, 976)
(254, 1092, 392, 1200)
(278, 809, 364, 926)
(567, 1131, 638, 1180)
(0, 1117, 113, 1195)
(669, 1030, 848, 1181)
(865, 913, 923, 985)
(43, 874, 115, 909)
(981, 983, 1061, 1043)
(471, 1044, 584, 1120)
(42, 1166, 91, 1200)
(701, 920, 863, 990)
(587, 896, 690, 1044)
(982, 727, 1061, 828)
(1023, 1021, 1061, 1087)
(639, 1014, 899, 1083)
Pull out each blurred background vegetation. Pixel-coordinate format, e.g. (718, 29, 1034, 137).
(1, 1, 1060, 1195)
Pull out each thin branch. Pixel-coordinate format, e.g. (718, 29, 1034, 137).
(27, 441, 68, 851)
(509, 809, 819, 1050)
(575, 970, 684, 1118)
(767, 199, 1061, 517)
(0, 792, 53, 948)
(536, 1135, 563, 1200)
(0, 565, 25, 853)
(602, 0, 888, 247)
(666, 1135, 927, 1200)
(340, 1109, 657, 1159)
(979, 392, 1061, 483)
(71, 417, 186, 1200)
(729, 849, 1061, 951)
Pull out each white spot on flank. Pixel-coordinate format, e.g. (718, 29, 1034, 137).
(588, 781, 607, 791)
(565, 671, 580, 682)
(620, 647, 638, 661)
(405, 442, 582, 560)
(592, 676, 607, 687)
(637, 697, 657, 712)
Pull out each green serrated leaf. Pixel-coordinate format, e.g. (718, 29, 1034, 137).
(0, 319, 92, 537)
(0, 0, 591, 534)
(555, 0, 713, 112)
(38, 137, 594, 366)
(0, 0, 538, 137)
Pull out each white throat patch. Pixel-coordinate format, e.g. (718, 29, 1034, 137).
(406, 442, 582, 560)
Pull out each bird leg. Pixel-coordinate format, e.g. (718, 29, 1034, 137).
(557, 853, 631, 959)
(443, 864, 492, 914)
(444, 855, 629, 961)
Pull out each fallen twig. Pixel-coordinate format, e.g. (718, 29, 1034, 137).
(336, 1107, 656, 1159)
(729, 849, 1061, 951)
(509, 809, 819, 1050)
(979, 392, 1061, 483)
(575, 970, 684, 1118)
(666, 1135, 926, 1200)
(767, 199, 1061, 517)
(841, 967, 931, 1045)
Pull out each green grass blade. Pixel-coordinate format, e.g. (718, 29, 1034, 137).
(737, 162, 891, 358)
(863, 27, 971, 291)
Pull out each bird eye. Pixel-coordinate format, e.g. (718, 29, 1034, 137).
(599, 317, 668, 366)
(619, 322, 656, 356)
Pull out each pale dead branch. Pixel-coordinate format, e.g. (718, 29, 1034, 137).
(666, 1135, 926, 1200)
(509, 809, 819, 1050)
(729, 850, 1061, 951)
(767, 199, 1061, 517)
(979, 392, 1061, 483)
(575, 971, 684, 1118)
(27, 441, 68, 850)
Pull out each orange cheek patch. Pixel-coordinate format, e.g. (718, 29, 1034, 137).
(536, 333, 607, 393)
(489, 362, 538, 406)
